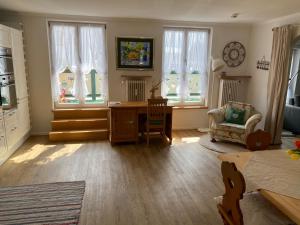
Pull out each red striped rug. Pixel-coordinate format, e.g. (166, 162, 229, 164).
(0, 181, 85, 225)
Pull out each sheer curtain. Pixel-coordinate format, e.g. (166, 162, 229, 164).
(162, 29, 185, 97)
(265, 25, 293, 144)
(162, 28, 209, 104)
(79, 24, 107, 101)
(186, 30, 209, 98)
(50, 23, 79, 101)
(50, 22, 107, 104)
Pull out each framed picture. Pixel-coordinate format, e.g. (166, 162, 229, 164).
(116, 37, 154, 70)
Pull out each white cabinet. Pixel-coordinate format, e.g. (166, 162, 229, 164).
(11, 29, 28, 100)
(17, 98, 30, 138)
(4, 110, 19, 150)
(0, 25, 31, 166)
(0, 114, 7, 156)
(0, 25, 11, 48)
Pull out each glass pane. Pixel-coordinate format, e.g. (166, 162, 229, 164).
(163, 30, 185, 102)
(58, 71, 79, 104)
(186, 73, 204, 104)
(185, 30, 208, 104)
(165, 73, 180, 103)
(84, 69, 104, 104)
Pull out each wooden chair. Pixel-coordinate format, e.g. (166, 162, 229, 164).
(146, 98, 168, 146)
(216, 161, 294, 225)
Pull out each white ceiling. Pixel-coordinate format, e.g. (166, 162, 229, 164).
(0, 0, 300, 23)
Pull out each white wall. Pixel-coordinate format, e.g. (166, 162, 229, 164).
(0, 12, 252, 134)
(246, 13, 300, 128)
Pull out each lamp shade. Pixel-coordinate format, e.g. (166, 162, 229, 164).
(212, 58, 225, 72)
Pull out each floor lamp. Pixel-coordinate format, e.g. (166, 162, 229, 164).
(198, 58, 225, 133)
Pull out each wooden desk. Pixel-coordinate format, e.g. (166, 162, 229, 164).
(218, 152, 300, 225)
(108, 101, 173, 144)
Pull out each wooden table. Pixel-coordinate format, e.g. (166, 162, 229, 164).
(218, 152, 300, 225)
(109, 101, 173, 144)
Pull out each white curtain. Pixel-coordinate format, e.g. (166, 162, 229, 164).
(50, 23, 79, 100)
(186, 30, 209, 97)
(50, 22, 107, 103)
(162, 28, 209, 103)
(79, 24, 107, 100)
(162, 29, 185, 97)
(265, 25, 293, 144)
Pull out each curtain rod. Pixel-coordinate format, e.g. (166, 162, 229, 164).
(272, 24, 300, 31)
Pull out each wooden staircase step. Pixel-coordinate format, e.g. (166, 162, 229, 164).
(53, 108, 109, 120)
(49, 129, 108, 142)
(51, 118, 108, 131)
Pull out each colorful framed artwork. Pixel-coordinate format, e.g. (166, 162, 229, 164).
(116, 37, 154, 70)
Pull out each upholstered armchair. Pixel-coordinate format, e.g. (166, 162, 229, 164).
(208, 101, 262, 145)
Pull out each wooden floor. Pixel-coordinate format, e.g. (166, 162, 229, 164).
(0, 130, 296, 225)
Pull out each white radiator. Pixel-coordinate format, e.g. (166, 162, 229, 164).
(125, 79, 146, 101)
(218, 79, 240, 107)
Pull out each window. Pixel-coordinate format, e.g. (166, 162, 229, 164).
(287, 48, 300, 102)
(162, 28, 209, 105)
(50, 22, 107, 106)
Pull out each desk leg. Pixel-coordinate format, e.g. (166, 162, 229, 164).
(166, 113, 172, 144)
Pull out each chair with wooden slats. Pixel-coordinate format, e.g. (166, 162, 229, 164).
(216, 161, 295, 225)
(146, 98, 168, 146)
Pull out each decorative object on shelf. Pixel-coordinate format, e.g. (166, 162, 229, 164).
(116, 37, 154, 70)
(256, 56, 270, 70)
(149, 80, 162, 99)
(223, 41, 246, 67)
(287, 140, 300, 160)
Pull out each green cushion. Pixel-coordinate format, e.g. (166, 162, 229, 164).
(225, 107, 246, 125)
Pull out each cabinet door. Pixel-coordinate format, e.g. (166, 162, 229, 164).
(4, 110, 19, 150)
(17, 98, 30, 138)
(0, 132, 7, 156)
(111, 109, 137, 140)
(0, 25, 11, 48)
(6, 125, 18, 150)
(11, 29, 28, 100)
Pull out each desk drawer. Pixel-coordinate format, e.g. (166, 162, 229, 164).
(111, 108, 137, 141)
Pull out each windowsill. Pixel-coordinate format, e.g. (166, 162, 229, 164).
(173, 105, 208, 110)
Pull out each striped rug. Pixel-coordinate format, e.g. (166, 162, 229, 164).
(0, 181, 85, 225)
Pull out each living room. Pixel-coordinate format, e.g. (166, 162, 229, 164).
(0, 0, 299, 224)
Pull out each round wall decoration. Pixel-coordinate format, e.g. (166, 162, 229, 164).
(222, 41, 246, 67)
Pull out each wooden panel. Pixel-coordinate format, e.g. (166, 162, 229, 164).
(49, 129, 108, 142)
(110, 108, 137, 143)
(53, 108, 109, 120)
(52, 118, 108, 131)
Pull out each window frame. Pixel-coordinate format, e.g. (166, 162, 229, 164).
(162, 27, 211, 106)
(47, 20, 108, 108)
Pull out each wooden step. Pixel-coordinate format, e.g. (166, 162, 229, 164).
(51, 118, 108, 131)
(53, 108, 109, 120)
(49, 129, 108, 142)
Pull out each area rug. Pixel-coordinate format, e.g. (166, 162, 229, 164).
(0, 181, 85, 225)
(197, 133, 248, 153)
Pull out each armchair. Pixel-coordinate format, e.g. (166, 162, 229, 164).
(208, 102, 262, 145)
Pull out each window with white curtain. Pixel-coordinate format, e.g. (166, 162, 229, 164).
(49, 22, 107, 105)
(162, 28, 209, 105)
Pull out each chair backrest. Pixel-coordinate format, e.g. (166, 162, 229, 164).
(217, 161, 246, 225)
(147, 98, 168, 128)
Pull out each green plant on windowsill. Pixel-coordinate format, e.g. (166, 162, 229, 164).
(191, 70, 200, 74)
